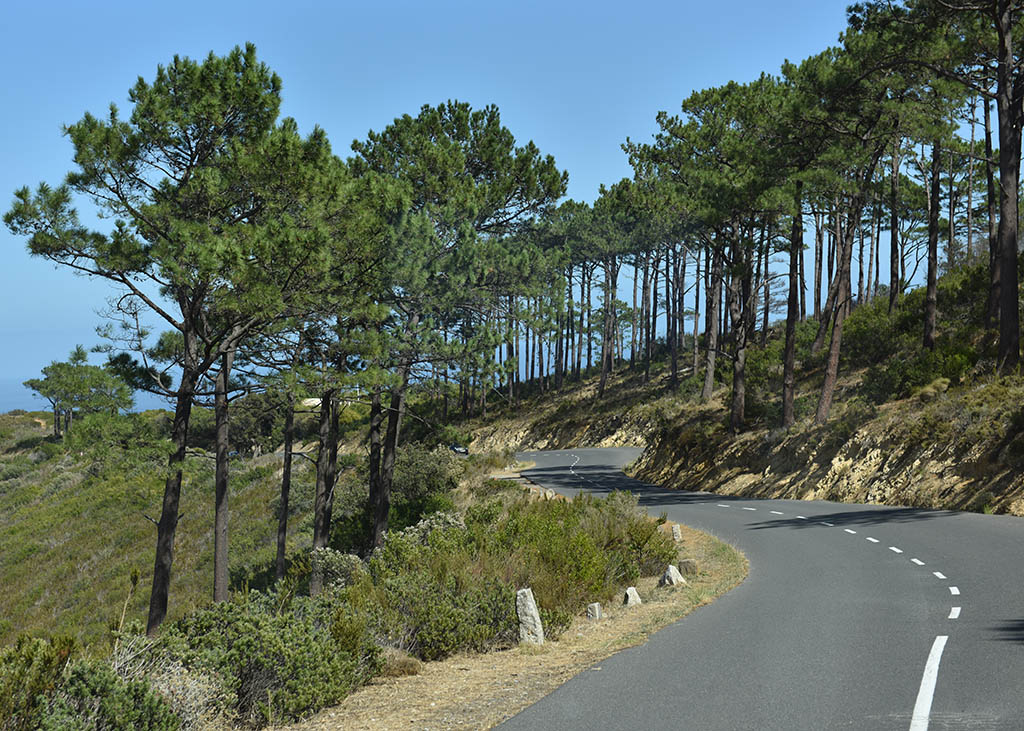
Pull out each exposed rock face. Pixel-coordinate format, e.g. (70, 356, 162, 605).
(632, 395, 1024, 516)
(623, 587, 642, 606)
(516, 588, 545, 645)
(659, 565, 687, 587)
(586, 602, 603, 620)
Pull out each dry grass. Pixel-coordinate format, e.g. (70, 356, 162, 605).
(282, 522, 746, 730)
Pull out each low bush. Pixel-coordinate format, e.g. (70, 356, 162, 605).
(163, 592, 380, 725)
(0, 635, 177, 731)
(37, 659, 179, 730)
(861, 339, 976, 404)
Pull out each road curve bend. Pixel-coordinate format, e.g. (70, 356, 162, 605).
(499, 448, 1024, 731)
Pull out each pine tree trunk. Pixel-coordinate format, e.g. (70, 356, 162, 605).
(701, 247, 723, 402)
(996, 13, 1022, 370)
(924, 141, 941, 350)
(889, 143, 901, 312)
(275, 388, 295, 581)
(598, 257, 617, 399)
(814, 210, 824, 320)
(783, 181, 803, 429)
(310, 387, 338, 596)
(729, 237, 750, 435)
(816, 200, 860, 425)
(146, 328, 198, 636)
(985, 95, 1000, 328)
(692, 250, 701, 374)
(213, 348, 234, 603)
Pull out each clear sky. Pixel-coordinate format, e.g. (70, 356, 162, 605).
(0, 0, 853, 411)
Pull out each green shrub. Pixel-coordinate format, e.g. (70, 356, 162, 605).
(862, 340, 976, 404)
(37, 659, 179, 731)
(0, 636, 177, 731)
(0, 635, 75, 730)
(164, 594, 379, 725)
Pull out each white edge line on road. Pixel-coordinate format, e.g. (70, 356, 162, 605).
(770, 510, 784, 515)
(866, 537, 880, 543)
(933, 572, 946, 580)
(717, 504, 730, 508)
(845, 529, 857, 534)
(889, 547, 904, 554)
(911, 559, 925, 566)
(948, 607, 961, 620)
(909, 635, 948, 731)
(949, 586, 960, 596)
(796, 516, 807, 520)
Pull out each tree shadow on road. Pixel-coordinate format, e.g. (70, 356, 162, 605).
(747, 507, 955, 531)
(991, 619, 1024, 645)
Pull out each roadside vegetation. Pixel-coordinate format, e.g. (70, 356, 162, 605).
(0, 421, 699, 728)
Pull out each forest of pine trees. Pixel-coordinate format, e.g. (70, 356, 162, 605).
(7, 2, 1024, 634)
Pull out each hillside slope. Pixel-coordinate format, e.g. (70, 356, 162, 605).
(467, 265, 1024, 517)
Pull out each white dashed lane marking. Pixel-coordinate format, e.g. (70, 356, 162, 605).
(845, 529, 857, 534)
(796, 516, 808, 520)
(770, 510, 784, 515)
(820, 521, 835, 526)
(909, 636, 949, 731)
(866, 537, 880, 543)
(889, 547, 904, 554)
(742, 507, 757, 511)
(949, 586, 960, 596)
(933, 572, 947, 580)
(911, 559, 925, 566)
(949, 607, 961, 620)
(717, 504, 730, 508)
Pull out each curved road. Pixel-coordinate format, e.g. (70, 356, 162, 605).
(500, 448, 1024, 731)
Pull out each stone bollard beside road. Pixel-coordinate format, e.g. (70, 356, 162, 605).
(517, 588, 545, 645)
(671, 524, 683, 542)
(587, 602, 603, 620)
(678, 558, 699, 576)
(623, 587, 642, 607)
(659, 564, 687, 587)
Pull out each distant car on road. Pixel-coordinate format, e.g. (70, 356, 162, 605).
(449, 444, 469, 455)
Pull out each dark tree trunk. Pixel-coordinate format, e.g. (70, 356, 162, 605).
(985, 95, 1001, 328)
(275, 388, 295, 581)
(701, 247, 723, 402)
(814, 210, 824, 320)
(692, 249, 701, 374)
(995, 6, 1021, 369)
(760, 224, 770, 347)
(586, 269, 593, 373)
(598, 256, 618, 399)
(146, 328, 198, 636)
(367, 387, 384, 546)
(309, 387, 338, 596)
(816, 202, 860, 424)
(783, 182, 803, 429)
(213, 348, 234, 603)
(671, 246, 681, 386)
(729, 237, 751, 435)
(631, 258, 639, 369)
(890, 145, 901, 312)
(924, 141, 941, 350)
(641, 251, 651, 384)
(374, 364, 409, 549)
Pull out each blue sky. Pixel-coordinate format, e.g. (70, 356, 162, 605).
(0, 0, 852, 411)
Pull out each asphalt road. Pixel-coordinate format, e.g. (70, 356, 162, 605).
(499, 447, 1024, 731)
